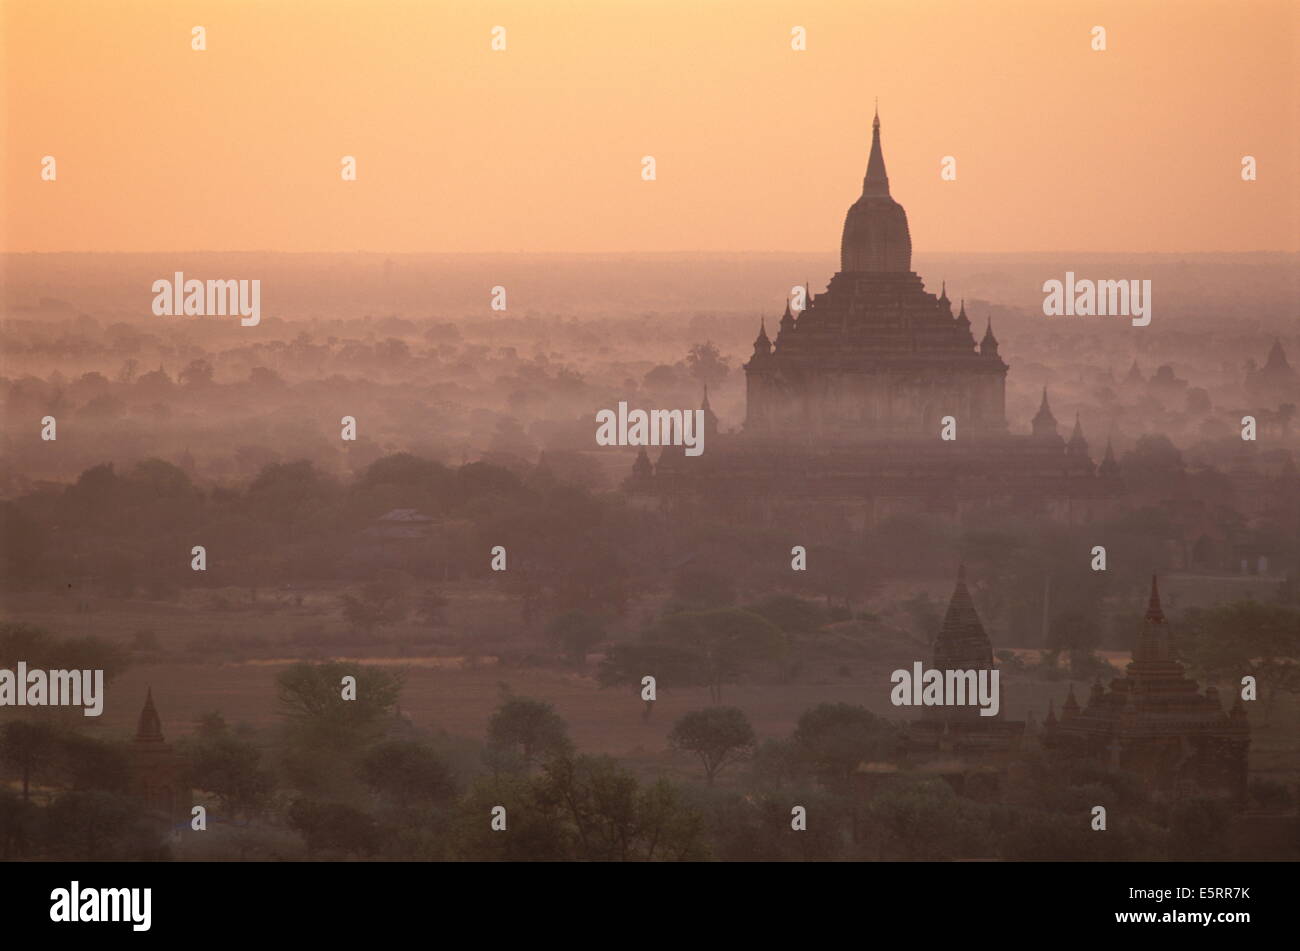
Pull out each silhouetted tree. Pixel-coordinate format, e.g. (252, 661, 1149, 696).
(359, 740, 458, 805)
(486, 696, 572, 770)
(685, 341, 729, 387)
(0, 721, 57, 802)
(668, 707, 755, 785)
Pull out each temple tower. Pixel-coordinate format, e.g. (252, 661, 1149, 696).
(127, 689, 192, 830)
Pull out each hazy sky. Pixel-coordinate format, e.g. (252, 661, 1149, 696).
(4, 0, 1296, 254)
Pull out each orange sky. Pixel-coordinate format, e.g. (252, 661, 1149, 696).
(3, 0, 1297, 254)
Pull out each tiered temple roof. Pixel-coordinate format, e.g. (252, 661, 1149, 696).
(631, 107, 1123, 527)
(1045, 576, 1250, 797)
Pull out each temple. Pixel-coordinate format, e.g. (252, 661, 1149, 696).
(127, 688, 192, 830)
(908, 565, 1025, 755)
(747, 108, 1007, 438)
(1043, 577, 1251, 800)
(629, 108, 1121, 531)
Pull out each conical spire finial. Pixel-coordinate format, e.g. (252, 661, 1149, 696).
(136, 687, 164, 743)
(1146, 574, 1165, 622)
(863, 103, 889, 195)
(752, 316, 771, 356)
(980, 316, 999, 356)
(1032, 387, 1058, 437)
(1063, 682, 1080, 717)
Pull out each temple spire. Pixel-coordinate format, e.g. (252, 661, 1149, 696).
(863, 102, 890, 197)
(1265, 338, 1290, 371)
(779, 297, 796, 335)
(981, 316, 999, 357)
(1062, 682, 1080, 718)
(933, 564, 993, 670)
(136, 687, 164, 743)
(1129, 573, 1176, 667)
(1146, 573, 1165, 623)
(1032, 387, 1058, 438)
(1067, 412, 1088, 455)
(751, 315, 772, 358)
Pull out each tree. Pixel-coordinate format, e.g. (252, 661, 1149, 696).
(180, 726, 274, 820)
(339, 578, 408, 636)
(1164, 795, 1232, 862)
(685, 341, 730, 388)
(0, 789, 36, 859)
(544, 610, 606, 664)
(0, 623, 128, 685)
(247, 459, 336, 528)
(597, 641, 701, 719)
(486, 696, 572, 770)
(865, 777, 995, 860)
(746, 595, 827, 637)
(179, 358, 215, 387)
(0, 721, 57, 801)
(791, 703, 901, 792)
(275, 661, 403, 749)
(287, 798, 379, 857)
(668, 707, 756, 785)
(248, 366, 284, 388)
(642, 608, 786, 702)
(359, 740, 457, 805)
(451, 772, 567, 861)
(1178, 601, 1300, 716)
(529, 755, 706, 861)
(359, 452, 454, 495)
(56, 733, 130, 794)
(43, 791, 169, 860)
